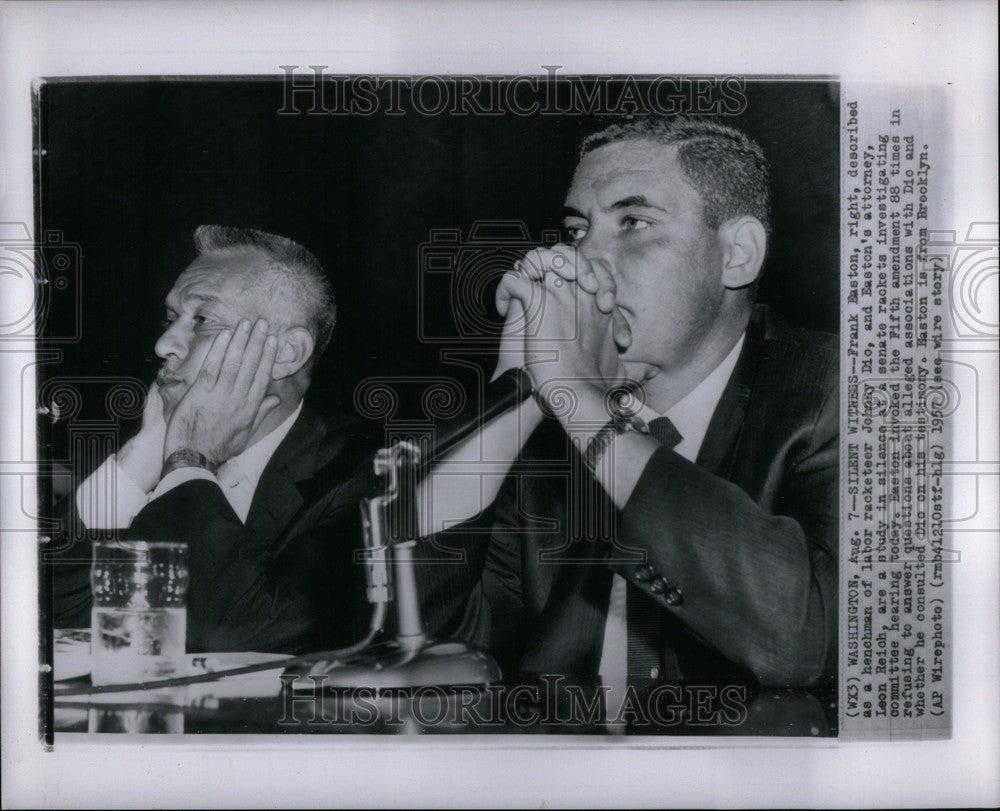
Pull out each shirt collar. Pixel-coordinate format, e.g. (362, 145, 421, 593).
(634, 334, 745, 462)
(220, 400, 304, 489)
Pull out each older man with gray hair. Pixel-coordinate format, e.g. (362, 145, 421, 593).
(53, 226, 376, 654)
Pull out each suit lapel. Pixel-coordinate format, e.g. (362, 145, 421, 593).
(660, 306, 768, 684)
(696, 306, 766, 477)
(243, 406, 327, 557)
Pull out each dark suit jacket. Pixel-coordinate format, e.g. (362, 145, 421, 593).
(50, 404, 379, 654)
(418, 305, 838, 688)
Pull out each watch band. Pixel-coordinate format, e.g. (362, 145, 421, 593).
(161, 448, 218, 479)
(583, 409, 649, 474)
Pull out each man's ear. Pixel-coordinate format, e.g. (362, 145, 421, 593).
(718, 216, 767, 290)
(271, 327, 315, 380)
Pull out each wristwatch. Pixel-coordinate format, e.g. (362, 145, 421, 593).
(161, 448, 218, 479)
(583, 407, 649, 475)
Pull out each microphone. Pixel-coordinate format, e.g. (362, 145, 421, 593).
(296, 369, 533, 690)
(421, 366, 534, 468)
(354, 366, 533, 609)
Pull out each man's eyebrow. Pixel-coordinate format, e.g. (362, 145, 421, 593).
(180, 292, 226, 309)
(163, 291, 227, 313)
(562, 196, 670, 219)
(608, 195, 668, 213)
(185, 292, 223, 305)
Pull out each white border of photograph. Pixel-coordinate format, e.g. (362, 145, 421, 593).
(2, 1, 997, 807)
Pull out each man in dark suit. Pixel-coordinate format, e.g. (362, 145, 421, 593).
(417, 116, 837, 724)
(51, 226, 376, 654)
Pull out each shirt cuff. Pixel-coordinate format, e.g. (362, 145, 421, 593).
(148, 466, 219, 505)
(75, 454, 150, 529)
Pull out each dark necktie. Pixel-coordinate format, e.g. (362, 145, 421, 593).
(626, 415, 682, 690)
(647, 415, 683, 450)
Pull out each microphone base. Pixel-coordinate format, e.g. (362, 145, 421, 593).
(290, 638, 502, 691)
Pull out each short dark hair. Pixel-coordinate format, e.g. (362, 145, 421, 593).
(193, 225, 337, 358)
(580, 116, 772, 236)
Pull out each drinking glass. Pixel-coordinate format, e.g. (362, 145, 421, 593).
(90, 541, 189, 685)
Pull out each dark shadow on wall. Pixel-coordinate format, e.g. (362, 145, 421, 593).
(36, 77, 839, 463)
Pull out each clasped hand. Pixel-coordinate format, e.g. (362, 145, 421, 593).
(495, 244, 652, 401)
(162, 319, 280, 467)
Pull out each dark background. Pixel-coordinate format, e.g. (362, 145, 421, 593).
(37, 77, 839, 465)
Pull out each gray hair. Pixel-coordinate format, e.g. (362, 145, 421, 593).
(580, 116, 772, 236)
(193, 225, 337, 358)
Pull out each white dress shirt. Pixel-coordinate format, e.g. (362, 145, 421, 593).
(76, 401, 303, 528)
(598, 335, 745, 716)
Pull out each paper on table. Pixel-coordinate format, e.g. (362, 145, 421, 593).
(53, 629, 292, 700)
(53, 629, 93, 681)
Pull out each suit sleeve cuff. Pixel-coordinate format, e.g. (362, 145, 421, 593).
(608, 447, 687, 609)
(149, 466, 219, 504)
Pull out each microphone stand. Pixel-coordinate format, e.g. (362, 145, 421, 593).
(295, 369, 533, 690)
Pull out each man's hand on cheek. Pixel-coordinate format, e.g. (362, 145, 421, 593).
(117, 381, 169, 493)
(163, 318, 280, 468)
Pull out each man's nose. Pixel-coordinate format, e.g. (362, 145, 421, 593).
(575, 233, 617, 282)
(154, 321, 188, 361)
(576, 228, 613, 267)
